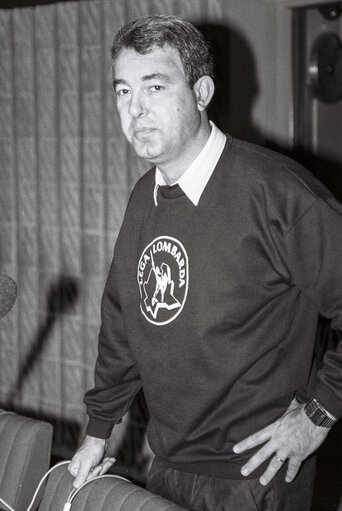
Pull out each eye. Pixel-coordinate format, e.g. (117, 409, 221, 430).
(116, 88, 131, 97)
(149, 85, 164, 93)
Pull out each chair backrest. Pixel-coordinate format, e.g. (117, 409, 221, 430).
(38, 464, 187, 511)
(0, 411, 187, 511)
(0, 411, 53, 511)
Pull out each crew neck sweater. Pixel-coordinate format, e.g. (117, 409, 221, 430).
(85, 135, 342, 479)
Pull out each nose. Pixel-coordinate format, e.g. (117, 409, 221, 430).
(128, 91, 146, 118)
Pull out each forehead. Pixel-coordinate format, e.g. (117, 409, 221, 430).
(112, 45, 186, 82)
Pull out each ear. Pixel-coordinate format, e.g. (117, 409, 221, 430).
(193, 76, 215, 111)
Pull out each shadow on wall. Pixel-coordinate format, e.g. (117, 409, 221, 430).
(2, 275, 81, 459)
(199, 22, 342, 203)
(198, 22, 263, 145)
(6, 275, 80, 403)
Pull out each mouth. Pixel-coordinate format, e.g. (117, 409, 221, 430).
(133, 127, 156, 140)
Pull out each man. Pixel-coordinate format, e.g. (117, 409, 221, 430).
(68, 15, 342, 510)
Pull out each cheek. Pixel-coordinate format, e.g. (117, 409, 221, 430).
(117, 109, 131, 137)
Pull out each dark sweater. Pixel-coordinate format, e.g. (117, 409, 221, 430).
(85, 135, 342, 478)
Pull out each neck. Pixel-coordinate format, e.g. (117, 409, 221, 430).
(158, 118, 212, 185)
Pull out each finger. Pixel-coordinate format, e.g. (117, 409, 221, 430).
(285, 457, 302, 483)
(73, 461, 93, 489)
(240, 444, 275, 477)
(259, 454, 287, 486)
(86, 464, 102, 480)
(98, 457, 116, 476)
(68, 458, 80, 477)
(85, 457, 116, 481)
(102, 457, 116, 470)
(233, 423, 274, 454)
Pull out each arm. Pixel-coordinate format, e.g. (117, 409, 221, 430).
(234, 196, 342, 484)
(69, 248, 142, 486)
(84, 255, 142, 437)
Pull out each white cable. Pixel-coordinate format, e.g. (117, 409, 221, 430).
(26, 460, 70, 511)
(64, 472, 132, 510)
(0, 460, 70, 511)
(0, 496, 16, 511)
(0, 460, 131, 511)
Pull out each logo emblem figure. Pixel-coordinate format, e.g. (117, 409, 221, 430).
(137, 236, 189, 325)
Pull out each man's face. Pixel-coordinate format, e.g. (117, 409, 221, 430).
(112, 45, 202, 168)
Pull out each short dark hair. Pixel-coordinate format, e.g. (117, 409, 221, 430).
(111, 14, 214, 87)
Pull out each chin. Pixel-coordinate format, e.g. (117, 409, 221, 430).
(133, 145, 161, 162)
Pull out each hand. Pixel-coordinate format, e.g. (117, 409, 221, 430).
(233, 398, 330, 485)
(68, 435, 116, 489)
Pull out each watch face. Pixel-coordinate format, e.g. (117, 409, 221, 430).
(311, 408, 325, 423)
(305, 399, 335, 427)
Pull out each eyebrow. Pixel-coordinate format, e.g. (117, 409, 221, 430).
(113, 79, 126, 89)
(113, 73, 171, 89)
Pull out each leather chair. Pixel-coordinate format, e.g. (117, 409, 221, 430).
(0, 411, 187, 511)
(0, 411, 53, 511)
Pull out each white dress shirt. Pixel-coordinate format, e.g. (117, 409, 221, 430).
(154, 121, 227, 206)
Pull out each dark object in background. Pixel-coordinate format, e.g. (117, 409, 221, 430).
(7, 275, 79, 402)
(2, 274, 81, 461)
(309, 32, 342, 103)
(0, 275, 17, 319)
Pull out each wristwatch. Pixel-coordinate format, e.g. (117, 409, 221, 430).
(303, 397, 337, 428)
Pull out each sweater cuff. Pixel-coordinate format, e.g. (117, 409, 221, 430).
(86, 417, 115, 439)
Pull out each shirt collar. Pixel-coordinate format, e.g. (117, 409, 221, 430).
(154, 121, 226, 206)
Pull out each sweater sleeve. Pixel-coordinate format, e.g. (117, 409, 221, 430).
(283, 197, 342, 418)
(84, 253, 142, 439)
(84, 172, 154, 439)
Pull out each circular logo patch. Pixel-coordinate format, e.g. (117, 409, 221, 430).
(137, 236, 189, 325)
